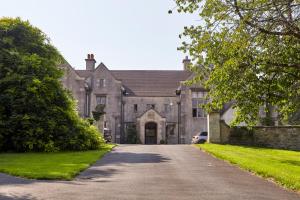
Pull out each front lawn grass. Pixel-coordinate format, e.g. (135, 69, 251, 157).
(195, 144, 300, 191)
(0, 144, 115, 180)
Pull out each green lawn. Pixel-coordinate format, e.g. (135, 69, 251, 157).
(0, 144, 115, 180)
(195, 144, 300, 191)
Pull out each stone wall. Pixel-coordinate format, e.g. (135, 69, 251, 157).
(219, 120, 300, 150)
(252, 126, 300, 150)
(207, 112, 221, 143)
(220, 120, 230, 143)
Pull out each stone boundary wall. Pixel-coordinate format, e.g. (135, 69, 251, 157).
(219, 120, 300, 150)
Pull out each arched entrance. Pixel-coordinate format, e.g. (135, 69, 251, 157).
(145, 122, 157, 144)
(136, 109, 166, 144)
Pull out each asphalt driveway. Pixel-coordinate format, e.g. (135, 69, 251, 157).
(0, 145, 299, 200)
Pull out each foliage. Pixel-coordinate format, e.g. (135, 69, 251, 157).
(230, 126, 254, 137)
(288, 109, 300, 125)
(196, 144, 300, 191)
(0, 144, 115, 180)
(260, 116, 275, 126)
(92, 104, 106, 121)
(0, 17, 104, 152)
(175, 0, 300, 126)
(86, 118, 95, 125)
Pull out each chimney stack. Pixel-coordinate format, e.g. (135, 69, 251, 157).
(85, 53, 96, 70)
(182, 56, 191, 70)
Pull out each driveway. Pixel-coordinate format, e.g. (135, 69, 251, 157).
(0, 145, 299, 200)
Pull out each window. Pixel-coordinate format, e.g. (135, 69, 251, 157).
(164, 104, 169, 113)
(97, 79, 106, 88)
(96, 96, 106, 105)
(166, 124, 175, 135)
(134, 104, 138, 113)
(85, 93, 91, 117)
(192, 91, 207, 98)
(147, 104, 155, 109)
(192, 92, 207, 118)
(200, 132, 208, 136)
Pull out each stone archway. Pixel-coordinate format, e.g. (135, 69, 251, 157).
(136, 109, 166, 144)
(145, 122, 157, 144)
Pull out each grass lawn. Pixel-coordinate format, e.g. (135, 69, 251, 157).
(0, 144, 115, 180)
(195, 144, 300, 191)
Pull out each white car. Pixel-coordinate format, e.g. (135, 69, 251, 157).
(192, 131, 208, 144)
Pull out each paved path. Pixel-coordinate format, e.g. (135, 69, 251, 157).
(0, 145, 299, 200)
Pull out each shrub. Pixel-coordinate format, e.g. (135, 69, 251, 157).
(86, 118, 95, 125)
(160, 139, 165, 144)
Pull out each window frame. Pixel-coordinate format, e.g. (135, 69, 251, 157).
(164, 104, 169, 113)
(97, 78, 106, 88)
(134, 104, 138, 113)
(96, 95, 106, 105)
(191, 92, 207, 118)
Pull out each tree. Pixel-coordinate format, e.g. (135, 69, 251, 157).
(0, 17, 104, 152)
(175, 0, 300, 126)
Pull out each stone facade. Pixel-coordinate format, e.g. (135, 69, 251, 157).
(60, 63, 86, 116)
(61, 54, 209, 144)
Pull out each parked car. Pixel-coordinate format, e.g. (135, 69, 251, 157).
(192, 131, 208, 144)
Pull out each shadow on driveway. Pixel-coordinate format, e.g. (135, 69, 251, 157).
(0, 150, 171, 185)
(96, 151, 171, 165)
(0, 193, 37, 200)
(77, 151, 171, 180)
(0, 173, 36, 186)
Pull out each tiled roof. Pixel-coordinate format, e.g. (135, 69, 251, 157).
(75, 68, 193, 97)
(111, 70, 192, 97)
(75, 70, 93, 78)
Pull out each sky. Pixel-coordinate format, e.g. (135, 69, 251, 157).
(0, 0, 199, 70)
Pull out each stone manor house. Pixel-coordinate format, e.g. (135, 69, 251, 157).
(61, 54, 235, 144)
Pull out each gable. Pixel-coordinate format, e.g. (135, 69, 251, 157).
(138, 109, 166, 121)
(60, 62, 82, 80)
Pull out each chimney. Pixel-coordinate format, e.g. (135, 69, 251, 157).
(85, 53, 96, 70)
(182, 56, 191, 70)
